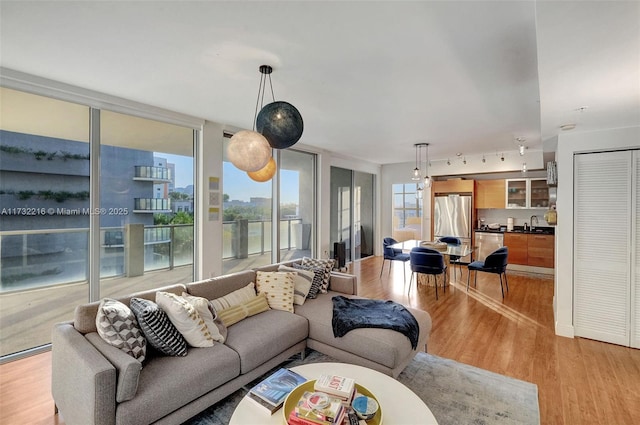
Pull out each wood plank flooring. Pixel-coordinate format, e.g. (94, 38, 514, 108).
(1, 256, 639, 424)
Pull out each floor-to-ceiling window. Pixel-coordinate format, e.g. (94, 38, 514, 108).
(222, 136, 316, 274)
(0, 88, 91, 357)
(279, 149, 315, 261)
(0, 86, 198, 360)
(99, 111, 195, 299)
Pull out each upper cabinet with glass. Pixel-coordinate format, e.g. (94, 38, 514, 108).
(506, 178, 549, 209)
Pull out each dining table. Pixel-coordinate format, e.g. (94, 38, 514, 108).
(389, 239, 475, 286)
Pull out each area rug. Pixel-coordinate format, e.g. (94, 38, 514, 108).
(183, 349, 540, 425)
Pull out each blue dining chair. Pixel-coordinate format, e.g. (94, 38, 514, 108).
(380, 237, 410, 281)
(408, 246, 447, 299)
(438, 236, 462, 280)
(467, 246, 509, 297)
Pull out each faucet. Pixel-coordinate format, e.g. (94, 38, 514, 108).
(530, 215, 539, 230)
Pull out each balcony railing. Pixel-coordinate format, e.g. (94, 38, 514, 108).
(0, 224, 193, 293)
(134, 198, 171, 212)
(133, 165, 171, 181)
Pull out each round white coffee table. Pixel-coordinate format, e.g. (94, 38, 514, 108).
(230, 362, 438, 424)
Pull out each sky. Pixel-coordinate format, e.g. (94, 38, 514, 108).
(159, 153, 299, 203)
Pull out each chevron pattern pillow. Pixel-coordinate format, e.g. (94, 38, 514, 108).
(130, 297, 187, 356)
(96, 298, 147, 361)
(301, 257, 335, 293)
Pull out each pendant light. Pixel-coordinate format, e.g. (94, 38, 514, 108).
(411, 144, 421, 181)
(255, 65, 304, 149)
(422, 143, 432, 189)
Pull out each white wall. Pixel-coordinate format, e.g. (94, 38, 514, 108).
(555, 126, 640, 338)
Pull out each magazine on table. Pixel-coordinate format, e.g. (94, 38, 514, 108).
(248, 367, 307, 413)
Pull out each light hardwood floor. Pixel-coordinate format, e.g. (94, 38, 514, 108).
(1, 256, 639, 424)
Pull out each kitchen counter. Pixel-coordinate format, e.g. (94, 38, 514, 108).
(475, 226, 555, 235)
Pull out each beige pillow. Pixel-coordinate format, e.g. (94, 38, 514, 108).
(210, 282, 257, 312)
(217, 293, 270, 327)
(181, 292, 226, 343)
(278, 265, 313, 305)
(156, 292, 214, 347)
(255, 271, 295, 312)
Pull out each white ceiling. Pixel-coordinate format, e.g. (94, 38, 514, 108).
(1, 1, 638, 166)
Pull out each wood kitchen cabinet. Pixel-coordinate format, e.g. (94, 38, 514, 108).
(504, 233, 528, 265)
(504, 232, 554, 268)
(475, 179, 505, 209)
(528, 234, 554, 268)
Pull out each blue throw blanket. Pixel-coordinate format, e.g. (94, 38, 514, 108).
(331, 296, 420, 349)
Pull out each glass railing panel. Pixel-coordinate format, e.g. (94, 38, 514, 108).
(172, 224, 194, 267)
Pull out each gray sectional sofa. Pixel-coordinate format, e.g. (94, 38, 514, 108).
(52, 259, 432, 425)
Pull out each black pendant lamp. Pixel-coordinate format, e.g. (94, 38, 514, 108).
(255, 65, 304, 149)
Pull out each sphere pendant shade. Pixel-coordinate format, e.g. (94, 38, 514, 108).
(227, 130, 272, 172)
(247, 156, 276, 182)
(256, 101, 304, 149)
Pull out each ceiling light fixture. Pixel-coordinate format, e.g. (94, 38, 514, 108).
(412, 144, 421, 181)
(412, 142, 431, 195)
(463, 157, 467, 165)
(482, 155, 486, 163)
(227, 65, 303, 175)
(522, 162, 527, 173)
(501, 153, 505, 162)
(447, 159, 451, 166)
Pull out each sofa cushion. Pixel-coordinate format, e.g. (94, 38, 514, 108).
(255, 271, 296, 312)
(216, 293, 270, 327)
(224, 309, 308, 374)
(181, 292, 227, 343)
(95, 298, 146, 362)
(129, 297, 187, 357)
(301, 257, 335, 293)
(115, 343, 240, 425)
(278, 264, 313, 305)
(295, 292, 423, 369)
(156, 292, 214, 348)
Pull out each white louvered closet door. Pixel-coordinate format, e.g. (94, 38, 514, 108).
(574, 150, 632, 346)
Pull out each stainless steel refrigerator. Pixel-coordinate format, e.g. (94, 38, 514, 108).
(433, 194, 472, 247)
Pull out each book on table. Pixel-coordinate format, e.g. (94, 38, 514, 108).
(314, 373, 356, 400)
(248, 367, 307, 414)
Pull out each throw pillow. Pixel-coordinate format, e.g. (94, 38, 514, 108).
(301, 257, 335, 293)
(278, 264, 313, 305)
(210, 282, 257, 312)
(155, 292, 214, 348)
(255, 271, 295, 312)
(96, 298, 146, 362)
(129, 297, 187, 356)
(181, 292, 226, 343)
(292, 263, 324, 299)
(216, 293, 270, 327)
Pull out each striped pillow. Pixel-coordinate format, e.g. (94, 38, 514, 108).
(130, 297, 187, 356)
(278, 265, 313, 305)
(210, 282, 257, 312)
(301, 257, 335, 293)
(292, 263, 324, 299)
(216, 293, 270, 327)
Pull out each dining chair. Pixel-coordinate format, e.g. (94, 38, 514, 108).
(380, 237, 410, 281)
(467, 246, 509, 298)
(408, 246, 447, 299)
(438, 236, 462, 281)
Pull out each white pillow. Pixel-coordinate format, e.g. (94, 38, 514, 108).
(278, 265, 313, 305)
(255, 271, 295, 312)
(155, 292, 214, 347)
(181, 292, 226, 343)
(210, 282, 257, 312)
